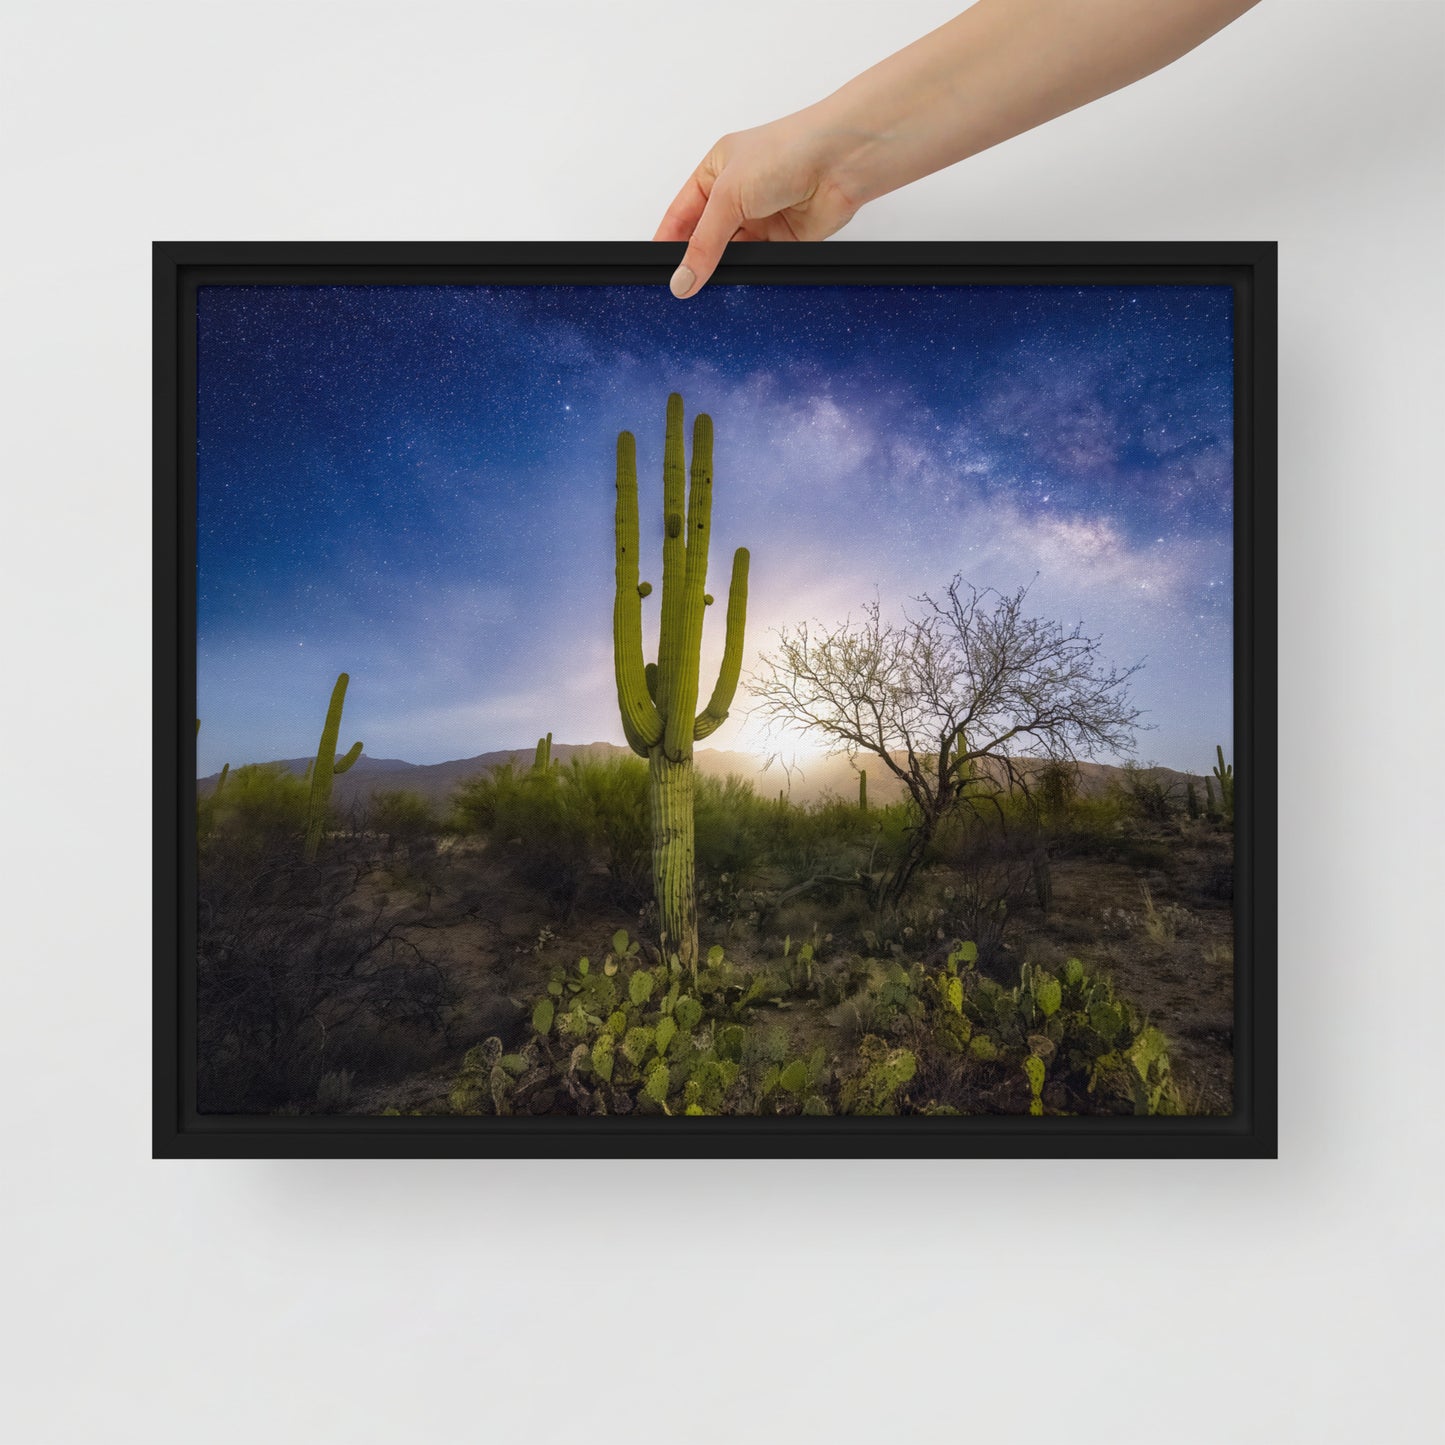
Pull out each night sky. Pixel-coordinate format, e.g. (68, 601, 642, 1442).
(196, 283, 1233, 776)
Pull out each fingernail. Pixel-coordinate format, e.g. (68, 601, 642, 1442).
(669, 264, 696, 298)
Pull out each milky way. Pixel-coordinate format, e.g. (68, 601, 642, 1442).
(196, 282, 1233, 774)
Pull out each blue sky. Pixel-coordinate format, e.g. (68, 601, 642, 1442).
(196, 282, 1233, 775)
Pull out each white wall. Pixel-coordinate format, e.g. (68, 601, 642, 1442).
(3, 2, 1441, 1440)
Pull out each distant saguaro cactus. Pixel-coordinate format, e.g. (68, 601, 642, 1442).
(613, 393, 750, 971)
(859, 769, 868, 811)
(304, 672, 363, 862)
(533, 732, 552, 772)
(1212, 744, 1235, 823)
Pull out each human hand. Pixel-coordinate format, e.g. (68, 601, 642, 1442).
(655, 1, 1260, 300)
(653, 111, 865, 299)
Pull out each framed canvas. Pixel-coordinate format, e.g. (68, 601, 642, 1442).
(154, 241, 1276, 1158)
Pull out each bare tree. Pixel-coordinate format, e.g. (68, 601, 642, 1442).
(750, 578, 1143, 906)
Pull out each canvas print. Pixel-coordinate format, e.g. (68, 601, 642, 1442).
(194, 281, 1236, 1121)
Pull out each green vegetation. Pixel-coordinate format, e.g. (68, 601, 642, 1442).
(194, 706, 1232, 1117)
(198, 761, 309, 850)
(443, 931, 1180, 1118)
(1212, 744, 1235, 823)
(304, 672, 364, 862)
(612, 393, 750, 972)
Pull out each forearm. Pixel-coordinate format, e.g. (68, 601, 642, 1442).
(803, 0, 1260, 206)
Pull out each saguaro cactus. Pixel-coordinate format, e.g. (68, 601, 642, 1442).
(613, 393, 750, 971)
(533, 732, 553, 772)
(859, 769, 868, 812)
(304, 672, 364, 861)
(1212, 744, 1235, 823)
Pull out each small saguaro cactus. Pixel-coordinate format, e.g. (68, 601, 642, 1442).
(533, 732, 553, 772)
(1185, 777, 1200, 820)
(214, 762, 230, 797)
(859, 769, 868, 812)
(304, 672, 363, 862)
(613, 393, 750, 972)
(1212, 744, 1235, 822)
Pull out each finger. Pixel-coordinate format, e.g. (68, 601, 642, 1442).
(671, 179, 743, 298)
(653, 173, 708, 243)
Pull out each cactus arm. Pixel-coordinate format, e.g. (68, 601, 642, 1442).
(645, 663, 659, 703)
(694, 546, 750, 740)
(1212, 744, 1234, 817)
(663, 412, 716, 757)
(334, 740, 363, 774)
(654, 393, 689, 725)
(305, 672, 351, 861)
(613, 429, 662, 755)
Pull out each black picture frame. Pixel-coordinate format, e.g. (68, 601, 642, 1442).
(154, 240, 1276, 1159)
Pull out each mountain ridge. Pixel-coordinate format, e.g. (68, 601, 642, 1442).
(198, 741, 1208, 810)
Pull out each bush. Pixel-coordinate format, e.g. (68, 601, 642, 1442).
(197, 830, 455, 1112)
(1118, 762, 1183, 825)
(367, 789, 437, 849)
(557, 755, 650, 905)
(199, 762, 309, 853)
(450, 755, 649, 908)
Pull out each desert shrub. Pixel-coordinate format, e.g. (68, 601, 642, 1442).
(1119, 762, 1183, 824)
(197, 832, 456, 1112)
(449, 762, 583, 904)
(1032, 759, 1081, 828)
(367, 789, 437, 849)
(200, 762, 309, 854)
(934, 815, 1049, 964)
(1064, 790, 1130, 841)
(450, 756, 650, 908)
(558, 755, 651, 905)
(694, 774, 772, 882)
(1138, 884, 1194, 944)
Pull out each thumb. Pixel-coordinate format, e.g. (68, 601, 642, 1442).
(670, 179, 743, 298)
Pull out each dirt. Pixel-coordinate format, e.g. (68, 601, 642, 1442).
(342, 823, 1235, 1117)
